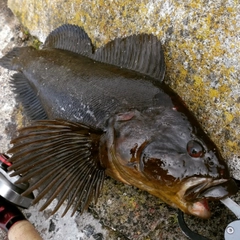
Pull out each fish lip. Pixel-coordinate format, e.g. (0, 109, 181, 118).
(197, 178, 238, 200)
(178, 177, 238, 218)
(180, 177, 236, 202)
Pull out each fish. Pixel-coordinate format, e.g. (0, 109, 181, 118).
(0, 24, 237, 219)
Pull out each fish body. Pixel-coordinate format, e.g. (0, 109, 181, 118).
(8, 46, 163, 127)
(0, 24, 237, 219)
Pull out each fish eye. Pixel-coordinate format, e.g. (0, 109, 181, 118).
(187, 140, 204, 158)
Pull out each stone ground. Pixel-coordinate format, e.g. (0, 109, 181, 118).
(0, 1, 240, 240)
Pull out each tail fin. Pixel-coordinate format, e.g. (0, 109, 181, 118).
(0, 47, 21, 70)
(0, 47, 34, 71)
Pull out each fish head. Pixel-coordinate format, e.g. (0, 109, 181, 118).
(104, 106, 238, 219)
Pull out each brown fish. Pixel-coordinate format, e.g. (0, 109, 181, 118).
(0, 24, 237, 219)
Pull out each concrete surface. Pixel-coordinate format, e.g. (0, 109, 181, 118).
(0, 0, 240, 240)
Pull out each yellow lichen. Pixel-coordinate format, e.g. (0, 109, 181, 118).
(193, 75, 204, 87)
(227, 140, 238, 149)
(196, 16, 211, 40)
(225, 112, 234, 123)
(209, 89, 219, 99)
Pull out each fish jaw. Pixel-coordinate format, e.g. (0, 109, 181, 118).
(177, 177, 238, 218)
(187, 199, 211, 219)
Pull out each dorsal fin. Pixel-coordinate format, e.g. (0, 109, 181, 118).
(43, 24, 94, 57)
(93, 34, 165, 81)
(43, 24, 165, 82)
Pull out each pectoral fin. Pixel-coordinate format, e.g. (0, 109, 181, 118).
(8, 120, 105, 216)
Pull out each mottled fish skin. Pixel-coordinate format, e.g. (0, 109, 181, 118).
(0, 24, 237, 219)
(5, 46, 164, 128)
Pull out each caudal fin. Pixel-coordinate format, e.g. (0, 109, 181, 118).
(8, 120, 105, 216)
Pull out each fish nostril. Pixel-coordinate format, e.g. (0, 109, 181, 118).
(206, 157, 211, 161)
(205, 156, 215, 167)
(208, 160, 215, 167)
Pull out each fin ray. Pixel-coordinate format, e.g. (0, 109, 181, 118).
(51, 165, 85, 215)
(10, 73, 48, 120)
(42, 24, 165, 82)
(8, 120, 105, 216)
(10, 146, 89, 174)
(93, 33, 165, 81)
(43, 24, 94, 57)
(9, 134, 90, 155)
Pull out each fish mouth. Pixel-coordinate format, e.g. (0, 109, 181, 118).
(179, 177, 238, 218)
(184, 178, 237, 200)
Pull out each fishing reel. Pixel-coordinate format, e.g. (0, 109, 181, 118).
(0, 154, 34, 209)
